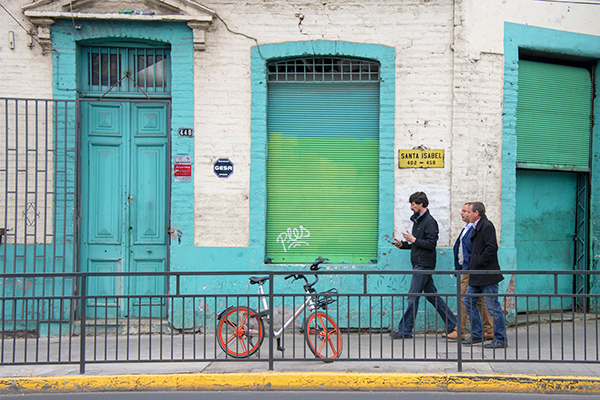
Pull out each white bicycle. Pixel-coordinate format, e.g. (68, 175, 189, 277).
(216, 260, 342, 361)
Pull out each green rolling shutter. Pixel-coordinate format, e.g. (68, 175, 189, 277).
(516, 60, 592, 168)
(266, 62, 380, 264)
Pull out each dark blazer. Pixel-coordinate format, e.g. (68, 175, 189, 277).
(468, 216, 504, 286)
(400, 209, 439, 269)
(453, 225, 473, 271)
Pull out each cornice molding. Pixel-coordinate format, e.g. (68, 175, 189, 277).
(22, 0, 214, 54)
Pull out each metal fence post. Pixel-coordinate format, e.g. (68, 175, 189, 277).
(457, 270, 462, 372)
(268, 272, 274, 371)
(79, 274, 86, 374)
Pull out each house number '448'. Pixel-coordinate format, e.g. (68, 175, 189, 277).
(178, 128, 194, 137)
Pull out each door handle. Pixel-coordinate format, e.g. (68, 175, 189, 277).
(146, 249, 152, 253)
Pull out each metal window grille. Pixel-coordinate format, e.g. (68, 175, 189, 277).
(81, 46, 170, 96)
(268, 58, 380, 83)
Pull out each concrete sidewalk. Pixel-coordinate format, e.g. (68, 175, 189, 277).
(0, 319, 599, 395)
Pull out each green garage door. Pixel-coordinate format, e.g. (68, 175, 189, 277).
(514, 59, 592, 311)
(266, 58, 380, 264)
(515, 170, 576, 311)
(516, 60, 591, 168)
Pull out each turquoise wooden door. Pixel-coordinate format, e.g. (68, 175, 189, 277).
(80, 101, 169, 318)
(515, 170, 576, 311)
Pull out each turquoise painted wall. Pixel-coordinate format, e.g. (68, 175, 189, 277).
(503, 23, 600, 305)
(167, 40, 466, 333)
(171, 41, 415, 331)
(250, 41, 396, 261)
(166, 41, 466, 329)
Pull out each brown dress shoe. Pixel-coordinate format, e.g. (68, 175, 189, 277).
(442, 329, 465, 340)
(485, 333, 494, 340)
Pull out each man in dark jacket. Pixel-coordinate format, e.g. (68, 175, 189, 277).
(462, 202, 507, 348)
(389, 192, 457, 339)
(445, 202, 493, 341)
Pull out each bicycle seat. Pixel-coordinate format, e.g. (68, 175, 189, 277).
(249, 276, 270, 285)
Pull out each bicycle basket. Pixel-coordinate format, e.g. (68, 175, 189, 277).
(314, 288, 338, 310)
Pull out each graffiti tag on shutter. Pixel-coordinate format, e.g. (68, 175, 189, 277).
(276, 226, 310, 252)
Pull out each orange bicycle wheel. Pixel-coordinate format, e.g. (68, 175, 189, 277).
(217, 306, 264, 358)
(303, 311, 342, 360)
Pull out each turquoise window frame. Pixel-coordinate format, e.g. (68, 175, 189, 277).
(79, 45, 172, 96)
(249, 41, 396, 264)
(502, 23, 600, 274)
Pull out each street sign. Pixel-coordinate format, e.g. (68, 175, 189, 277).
(214, 158, 234, 178)
(398, 149, 444, 169)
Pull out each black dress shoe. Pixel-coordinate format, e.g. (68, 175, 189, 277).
(389, 331, 413, 339)
(462, 336, 484, 345)
(484, 341, 508, 349)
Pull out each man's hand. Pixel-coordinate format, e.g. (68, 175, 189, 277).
(393, 238, 403, 248)
(401, 230, 415, 243)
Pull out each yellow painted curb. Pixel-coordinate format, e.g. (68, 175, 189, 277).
(1, 372, 600, 394)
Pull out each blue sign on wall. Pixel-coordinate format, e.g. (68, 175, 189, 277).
(214, 158, 234, 178)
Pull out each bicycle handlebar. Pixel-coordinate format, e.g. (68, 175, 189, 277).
(310, 259, 324, 271)
(284, 273, 307, 282)
(284, 259, 326, 291)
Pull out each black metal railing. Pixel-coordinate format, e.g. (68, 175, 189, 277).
(0, 269, 598, 373)
(0, 98, 78, 278)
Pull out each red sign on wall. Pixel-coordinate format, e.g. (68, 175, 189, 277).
(173, 156, 192, 182)
(174, 164, 191, 177)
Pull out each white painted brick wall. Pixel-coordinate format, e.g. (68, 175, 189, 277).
(197, 0, 458, 246)
(193, 0, 600, 247)
(2, 0, 599, 248)
(448, 53, 504, 245)
(0, 2, 53, 98)
(0, 100, 56, 244)
(0, 3, 56, 244)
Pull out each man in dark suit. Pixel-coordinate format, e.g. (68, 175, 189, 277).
(462, 202, 507, 348)
(444, 202, 493, 340)
(389, 191, 457, 339)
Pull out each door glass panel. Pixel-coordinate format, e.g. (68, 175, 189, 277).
(137, 53, 165, 88)
(89, 50, 122, 87)
(82, 46, 170, 94)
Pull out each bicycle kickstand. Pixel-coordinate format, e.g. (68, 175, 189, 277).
(276, 338, 285, 352)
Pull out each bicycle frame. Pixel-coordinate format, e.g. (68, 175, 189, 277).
(216, 261, 342, 361)
(256, 281, 316, 339)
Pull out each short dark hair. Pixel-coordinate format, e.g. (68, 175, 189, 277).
(409, 191, 428, 208)
(470, 202, 486, 217)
